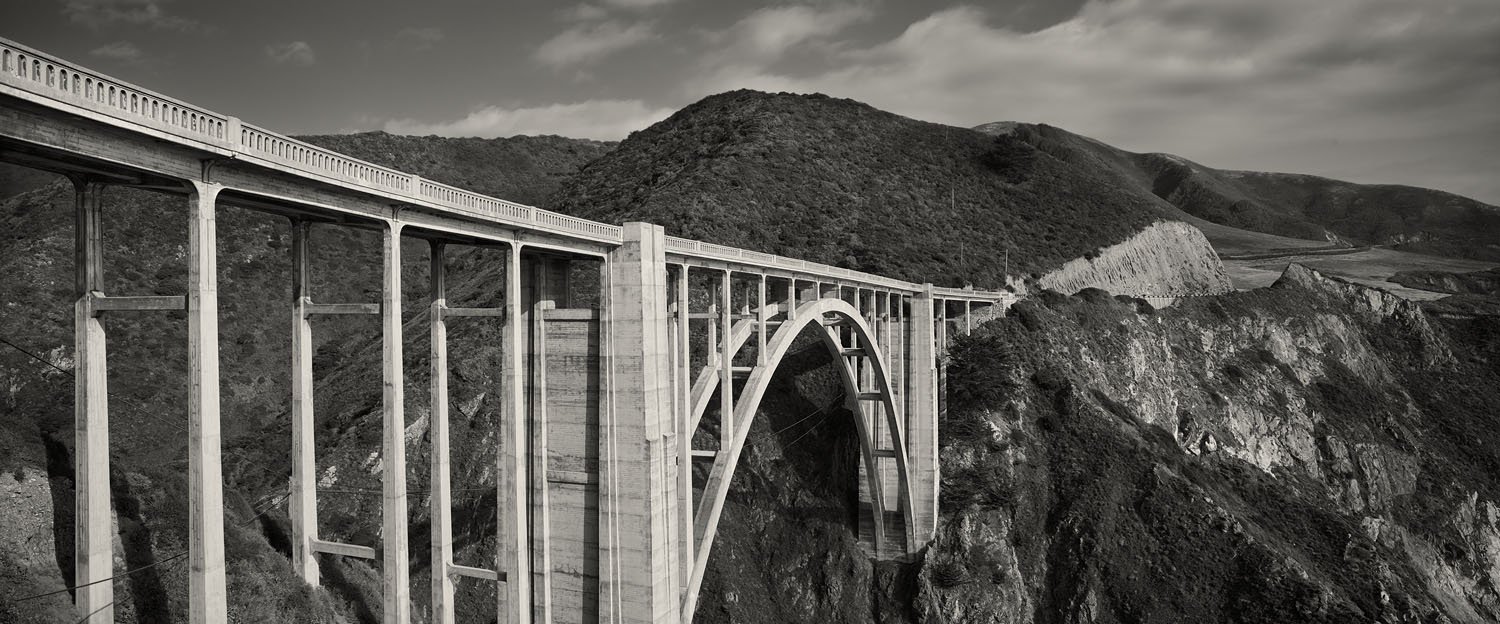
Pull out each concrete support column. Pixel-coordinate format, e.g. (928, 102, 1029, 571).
(288, 220, 318, 586)
(601, 222, 680, 623)
(906, 285, 939, 546)
(756, 275, 768, 364)
(717, 270, 733, 449)
(71, 177, 111, 623)
(429, 242, 455, 624)
(964, 301, 973, 335)
(500, 243, 531, 624)
(784, 279, 798, 321)
(380, 220, 410, 624)
(186, 181, 227, 624)
(673, 265, 693, 592)
(935, 299, 948, 358)
(529, 260, 553, 624)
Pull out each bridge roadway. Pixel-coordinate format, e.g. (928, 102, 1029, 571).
(0, 37, 1013, 624)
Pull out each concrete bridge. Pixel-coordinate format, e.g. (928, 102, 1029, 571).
(0, 38, 1012, 623)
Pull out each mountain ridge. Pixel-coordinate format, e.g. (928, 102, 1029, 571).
(976, 120, 1500, 260)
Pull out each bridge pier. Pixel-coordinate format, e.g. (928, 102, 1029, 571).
(71, 177, 111, 623)
(601, 223, 680, 623)
(288, 220, 319, 586)
(186, 180, 228, 623)
(906, 285, 939, 546)
(380, 220, 411, 624)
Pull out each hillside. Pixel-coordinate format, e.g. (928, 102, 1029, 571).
(914, 266, 1500, 623)
(976, 122, 1500, 261)
(549, 90, 1200, 289)
(294, 131, 615, 206)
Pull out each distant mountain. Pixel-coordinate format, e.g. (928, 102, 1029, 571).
(547, 90, 1184, 288)
(975, 121, 1500, 261)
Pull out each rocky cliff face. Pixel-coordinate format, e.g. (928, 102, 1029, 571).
(1036, 221, 1233, 297)
(914, 265, 1500, 623)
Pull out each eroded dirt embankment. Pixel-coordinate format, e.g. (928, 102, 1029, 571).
(1036, 220, 1233, 298)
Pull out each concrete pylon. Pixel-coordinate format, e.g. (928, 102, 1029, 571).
(72, 177, 111, 624)
(601, 222, 681, 623)
(906, 284, 939, 545)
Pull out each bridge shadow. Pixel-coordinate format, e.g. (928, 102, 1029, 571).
(40, 426, 171, 620)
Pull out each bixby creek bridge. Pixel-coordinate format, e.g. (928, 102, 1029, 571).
(0, 38, 1014, 623)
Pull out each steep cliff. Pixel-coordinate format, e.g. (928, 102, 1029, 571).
(1036, 221, 1232, 298)
(917, 265, 1500, 623)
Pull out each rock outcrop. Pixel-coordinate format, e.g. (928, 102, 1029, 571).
(917, 264, 1500, 623)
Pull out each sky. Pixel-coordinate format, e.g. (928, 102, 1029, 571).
(3, 0, 1498, 204)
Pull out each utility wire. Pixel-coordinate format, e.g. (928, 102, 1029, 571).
(765, 393, 843, 439)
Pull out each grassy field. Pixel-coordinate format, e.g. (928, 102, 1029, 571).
(1223, 248, 1497, 299)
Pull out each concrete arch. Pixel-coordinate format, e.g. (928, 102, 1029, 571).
(683, 296, 917, 616)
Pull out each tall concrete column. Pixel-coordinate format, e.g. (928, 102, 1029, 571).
(288, 220, 319, 585)
(601, 222, 680, 623)
(499, 243, 531, 624)
(186, 180, 227, 623)
(381, 220, 410, 624)
(673, 264, 693, 592)
(71, 177, 111, 623)
(717, 271, 733, 450)
(429, 242, 456, 624)
(906, 285, 939, 546)
(529, 259, 554, 623)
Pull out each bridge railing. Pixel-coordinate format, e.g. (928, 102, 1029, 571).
(0, 36, 1012, 302)
(1, 39, 230, 148)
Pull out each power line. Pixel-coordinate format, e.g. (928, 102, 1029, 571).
(766, 394, 844, 439)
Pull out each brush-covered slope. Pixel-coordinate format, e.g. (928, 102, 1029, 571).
(550, 91, 1189, 288)
(977, 122, 1500, 261)
(296, 131, 614, 206)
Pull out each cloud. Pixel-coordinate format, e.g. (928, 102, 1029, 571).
(699, 2, 874, 74)
(265, 41, 316, 66)
(396, 27, 445, 50)
(382, 99, 675, 140)
(600, 0, 677, 8)
(561, 4, 610, 21)
(62, 0, 210, 33)
(692, 0, 1500, 203)
(536, 21, 656, 68)
(88, 41, 144, 65)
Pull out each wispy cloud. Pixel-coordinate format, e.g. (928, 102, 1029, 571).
(599, 0, 677, 9)
(62, 0, 210, 33)
(382, 99, 674, 140)
(536, 20, 656, 68)
(691, 0, 1500, 204)
(396, 26, 444, 51)
(89, 41, 145, 65)
(265, 41, 316, 66)
(704, 3, 874, 68)
(561, 4, 610, 21)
